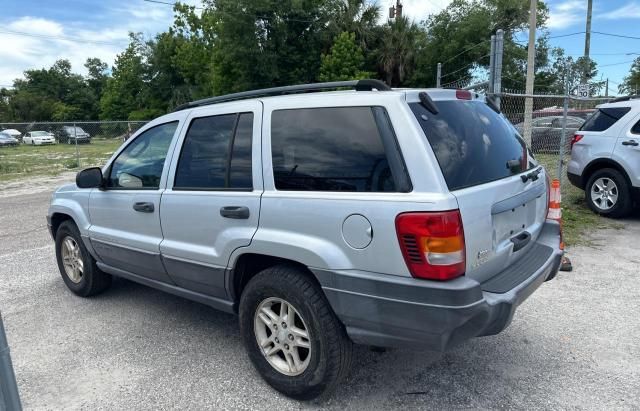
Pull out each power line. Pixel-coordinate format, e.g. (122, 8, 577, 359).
(440, 40, 489, 66)
(0, 29, 127, 46)
(142, 0, 204, 10)
(142, 0, 324, 23)
(599, 60, 635, 68)
(441, 54, 490, 79)
(592, 31, 640, 41)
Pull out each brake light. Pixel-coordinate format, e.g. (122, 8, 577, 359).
(455, 89, 472, 100)
(396, 211, 466, 281)
(570, 133, 583, 150)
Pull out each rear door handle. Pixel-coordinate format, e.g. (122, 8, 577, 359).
(622, 140, 639, 146)
(220, 206, 250, 219)
(133, 202, 155, 213)
(511, 231, 531, 252)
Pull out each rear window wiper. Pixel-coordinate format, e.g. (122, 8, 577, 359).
(419, 92, 439, 115)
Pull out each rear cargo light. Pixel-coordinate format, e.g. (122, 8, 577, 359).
(570, 133, 583, 150)
(395, 211, 466, 281)
(455, 89, 472, 100)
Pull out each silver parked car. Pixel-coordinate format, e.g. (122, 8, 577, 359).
(47, 80, 563, 400)
(567, 96, 640, 218)
(0, 132, 19, 147)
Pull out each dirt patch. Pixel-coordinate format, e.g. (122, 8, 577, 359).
(0, 172, 76, 198)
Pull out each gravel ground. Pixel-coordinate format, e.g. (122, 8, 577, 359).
(1, 183, 639, 410)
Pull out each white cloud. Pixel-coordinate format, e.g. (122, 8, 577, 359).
(600, 1, 640, 19)
(546, 0, 586, 29)
(0, 2, 176, 87)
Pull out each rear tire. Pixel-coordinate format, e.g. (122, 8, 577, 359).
(239, 265, 352, 400)
(585, 168, 632, 218)
(55, 220, 112, 297)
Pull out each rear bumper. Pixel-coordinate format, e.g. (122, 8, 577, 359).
(567, 171, 582, 189)
(315, 220, 563, 351)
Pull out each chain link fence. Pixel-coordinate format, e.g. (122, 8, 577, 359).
(0, 121, 147, 182)
(498, 91, 613, 201)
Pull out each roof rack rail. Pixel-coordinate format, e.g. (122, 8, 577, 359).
(174, 79, 391, 111)
(610, 95, 640, 103)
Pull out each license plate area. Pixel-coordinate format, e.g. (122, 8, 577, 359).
(493, 199, 538, 247)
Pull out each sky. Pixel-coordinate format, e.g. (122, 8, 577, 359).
(0, 0, 639, 95)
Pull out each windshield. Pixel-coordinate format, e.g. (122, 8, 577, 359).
(32, 131, 50, 136)
(66, 127, 86, 134)
(410, 100, 531, 191)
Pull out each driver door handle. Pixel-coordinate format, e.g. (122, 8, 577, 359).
(622, 140, 639, 147)
(133, 202, 155, 213)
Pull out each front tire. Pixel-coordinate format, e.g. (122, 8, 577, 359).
(586, 168, 632, 218)
(239, 265, 352, 400)
(55, 221, 112, 296)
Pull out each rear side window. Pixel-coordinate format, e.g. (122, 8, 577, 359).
(580, 107, 631, 132)
(174, 112, 253, 190)
(270, 106, 410, 192)
(631, 119, 640, 135)
(410, 100, 530, 191)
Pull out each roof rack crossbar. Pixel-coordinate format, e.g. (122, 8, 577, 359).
(174, 79, 391, 111)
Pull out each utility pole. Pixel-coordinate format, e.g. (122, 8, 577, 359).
(605, 78, 609, 97)
(436, 63, 442, 88)
(522, 0, 537, 146)
(584, 0, 593, 58)
(388, 0, 403, 20)
(583, 0, 593, 83)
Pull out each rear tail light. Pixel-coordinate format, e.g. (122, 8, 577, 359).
(395, 211, 466, 281)
(455, 89, 472, 100)
(570, 133, 583, 150)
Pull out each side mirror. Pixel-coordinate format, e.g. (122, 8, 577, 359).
(76, 167, 104, 189)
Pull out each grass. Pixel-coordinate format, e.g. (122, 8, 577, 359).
(0, 139, 122, 183)
(536, 153, 621, 247)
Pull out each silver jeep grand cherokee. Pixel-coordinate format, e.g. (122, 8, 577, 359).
(47, 80, 563, 400)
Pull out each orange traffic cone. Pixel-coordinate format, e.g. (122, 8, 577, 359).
(547, 178, 572, 271)
(547, 179, 562, 221)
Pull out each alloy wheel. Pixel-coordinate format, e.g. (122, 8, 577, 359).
(591, 177, 618, 210)
(61, 236, 84, 283)
(254, 297, 312, 376)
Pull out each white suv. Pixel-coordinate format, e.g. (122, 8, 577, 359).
(567, 96, 640, 217)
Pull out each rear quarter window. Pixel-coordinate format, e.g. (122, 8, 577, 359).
(580, 107, 631, 132)
(270, 106, 410, 192)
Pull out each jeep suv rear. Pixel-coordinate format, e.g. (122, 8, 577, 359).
(47, 80, 562, 400)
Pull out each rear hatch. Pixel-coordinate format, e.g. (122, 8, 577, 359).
(409, 92, 548, 283)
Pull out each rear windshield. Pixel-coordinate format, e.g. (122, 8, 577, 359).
(580, 107, 630, 132)
(410, 100, 530, 191)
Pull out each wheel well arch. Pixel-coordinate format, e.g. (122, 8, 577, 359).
(229, 253, 320, 305)
(581, 158, 631, 189)
(50, 212, 74, 238)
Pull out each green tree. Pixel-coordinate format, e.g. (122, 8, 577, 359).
(411, 0, 548, 88)
(6, 59, 98, 121)
(619, 57, 640, 95)
(319, 32, 370, 81)
(100, 34, 148, 120)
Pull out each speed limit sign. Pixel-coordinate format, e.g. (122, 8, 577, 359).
(577, 84, 590, 98)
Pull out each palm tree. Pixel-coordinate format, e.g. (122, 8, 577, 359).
(329, 0, 381, 49)
(378, 16, 421, 87)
